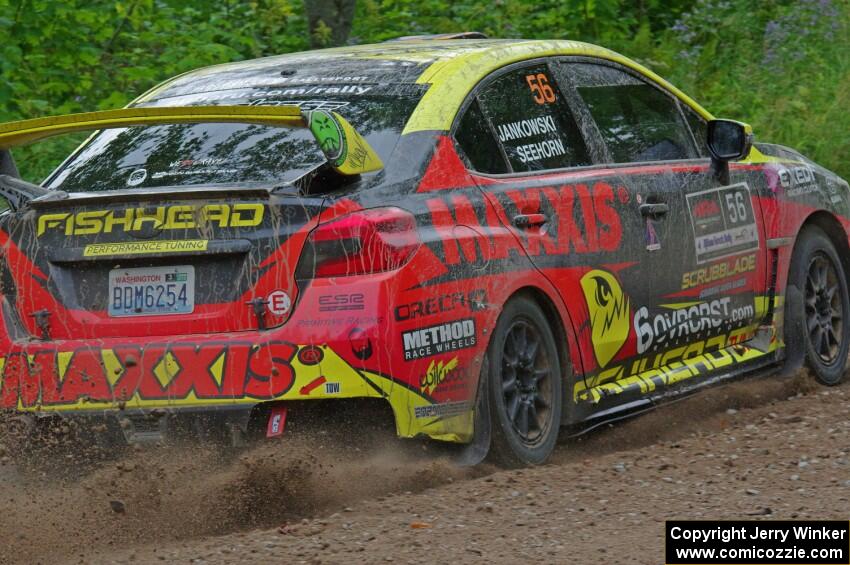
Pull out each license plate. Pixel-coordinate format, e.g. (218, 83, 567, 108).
(108, 265, 195, 317)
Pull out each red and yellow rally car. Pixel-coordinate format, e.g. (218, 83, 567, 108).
(0, 37, 847, 465)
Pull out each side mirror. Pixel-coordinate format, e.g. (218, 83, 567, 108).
(707, 119, 753, 185)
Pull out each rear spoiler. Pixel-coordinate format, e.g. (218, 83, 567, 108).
(0, 105, 383, 177)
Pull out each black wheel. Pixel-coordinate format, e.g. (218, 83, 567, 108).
(485, 296, 562, 466)
(786, 227, 850, 385)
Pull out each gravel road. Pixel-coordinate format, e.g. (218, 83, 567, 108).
(1, 370, 847, 564)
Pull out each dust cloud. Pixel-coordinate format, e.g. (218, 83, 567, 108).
(0, 370, 823, 564)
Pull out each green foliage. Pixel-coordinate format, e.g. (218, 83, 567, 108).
(1, 0, 310, 179)
(1, 0, 848, 180)
(654, 0, 849, 177)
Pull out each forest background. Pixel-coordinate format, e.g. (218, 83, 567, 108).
(0, 0, 847, 180)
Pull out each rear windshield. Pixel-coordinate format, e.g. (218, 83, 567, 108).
(46, 88, 424, 192)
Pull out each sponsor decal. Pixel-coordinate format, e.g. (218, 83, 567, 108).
(634, 297, 755, 354)
(275, 75, 370, 84)
(691, 197, 720, 219)
(169, 157, 228, 169)
(166, 88, 355, 110)
(697, 277, 747, 299)
(186, 80, 375, 96)
(402, 319, 476, 361)
(267, 290, 291, 316)
(308, 110, 346, 166)
(151, 158, 236, 180)
(245, 98, 350, 110)
(394, 289, 486, 321)
(414, 400, 471, 419)
(681, 254, 756, 290)
(127, 169, 147, 187)
(778, 164, 818, 197)
(163, 81, 428, 109)
(0, 341, 298, 408)
(319, 293, 365, 312)
(152, 169, 238, 181)
(83, 239, 208, 257)
(419, 357, 460, 396)
(825, 178, 844, 204)
(580, 270, 630, 369)
(686, 183, 759, 264)
(37, 203, 265, 237)
(575, 327, 770, 404)
(254, 84, 373, 96)
(295, 315, 385, 328)
(428, 182, 622, 266)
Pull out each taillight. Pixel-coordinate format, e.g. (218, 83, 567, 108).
(296, 207, 420, 278)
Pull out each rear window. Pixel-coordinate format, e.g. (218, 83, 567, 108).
(46, 91, 424, 192)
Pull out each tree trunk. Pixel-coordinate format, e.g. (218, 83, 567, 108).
(304, 0, 357, 48)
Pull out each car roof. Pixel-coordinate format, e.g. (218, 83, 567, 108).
(138, 39, 712, 134)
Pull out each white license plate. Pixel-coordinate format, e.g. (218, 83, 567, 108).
(108, 265, 195, 317)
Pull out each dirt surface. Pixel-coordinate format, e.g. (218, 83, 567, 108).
(1, 370, 848, 564)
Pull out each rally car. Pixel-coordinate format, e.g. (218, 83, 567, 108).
(0, 36, 847, 466)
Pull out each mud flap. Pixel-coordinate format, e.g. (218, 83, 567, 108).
(452, 354, 491, 466)
(266, 406, 288, 438)
(778, 284, 806, 377)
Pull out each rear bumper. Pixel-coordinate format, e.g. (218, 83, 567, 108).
(0, 266, 492, 446)
(0, 327, 474, 444)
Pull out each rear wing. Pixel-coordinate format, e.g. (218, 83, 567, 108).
(0, 105, 383, 177)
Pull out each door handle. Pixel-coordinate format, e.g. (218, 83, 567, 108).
(639, 203, 669, 218)
(513, 213, 548, 229)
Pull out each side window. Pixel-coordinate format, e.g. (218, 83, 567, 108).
(568, 63, 696, 163)
(475, 64, 590, 173)
(455, 99, 510, 174)
(682, 105, 710, 157)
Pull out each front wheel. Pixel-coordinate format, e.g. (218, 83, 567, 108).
(485, 296, 563, 466)
(786, 227, 850, 385)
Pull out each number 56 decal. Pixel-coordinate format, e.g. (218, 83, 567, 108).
(526, 73, 556, 104)
(686, 183, 760, 264)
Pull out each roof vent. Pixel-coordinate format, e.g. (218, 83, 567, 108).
(386, 32, 488, 42)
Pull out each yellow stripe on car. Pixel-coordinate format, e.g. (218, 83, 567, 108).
(402, 40, 714, 134)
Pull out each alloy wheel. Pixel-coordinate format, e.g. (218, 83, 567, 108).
(499, 319, 553, 444)
(805, 252, 844, 365)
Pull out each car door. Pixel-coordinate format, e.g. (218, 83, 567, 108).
(557, 60, 768, 381)
(451, 60, 661, 398)
(452, 57, 768, 414)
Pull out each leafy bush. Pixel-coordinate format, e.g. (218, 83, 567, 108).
(658, 0, 849, 177)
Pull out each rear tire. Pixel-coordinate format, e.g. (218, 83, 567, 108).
(485, 296, 562, 466)
(786, 226, 850, 385)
